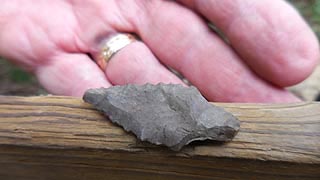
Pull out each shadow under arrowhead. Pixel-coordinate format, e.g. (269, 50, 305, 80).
(83, 83, 240, 151)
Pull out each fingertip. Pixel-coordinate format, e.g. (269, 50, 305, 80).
(261, 27, 320, 87)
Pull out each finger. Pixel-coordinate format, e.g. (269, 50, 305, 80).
(92, 40, 185, 86)
(178, 0, 320, 87)
(71, 2, 185, 86)
(36, 53, 111, 97)
(127, 0, 299, 102)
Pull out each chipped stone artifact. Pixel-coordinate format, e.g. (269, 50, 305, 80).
(83, 83, 240, 151)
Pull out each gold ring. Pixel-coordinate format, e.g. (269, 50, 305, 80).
(96, 33, 137, 70)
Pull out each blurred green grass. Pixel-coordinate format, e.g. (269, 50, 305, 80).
(0, 59, 44, 95)
(1, 60, 33, 83)
(0, 0, 320, 95)
(288, 0, 320, 37)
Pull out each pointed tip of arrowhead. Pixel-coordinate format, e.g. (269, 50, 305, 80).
(83, 88, 106, 104)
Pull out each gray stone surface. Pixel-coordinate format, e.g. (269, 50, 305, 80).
(83, 83, 240, 151)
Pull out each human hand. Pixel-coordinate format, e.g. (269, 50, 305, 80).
(0, 0, 318, 102)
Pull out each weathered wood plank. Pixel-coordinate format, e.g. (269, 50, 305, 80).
(0, 96, 319, 180)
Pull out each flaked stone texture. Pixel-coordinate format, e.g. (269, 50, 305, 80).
(83, 83, 240, 151)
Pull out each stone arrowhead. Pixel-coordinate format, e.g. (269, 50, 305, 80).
(83, 83, 240, 151)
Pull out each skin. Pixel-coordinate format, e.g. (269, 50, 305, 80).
(0, 0, 319, 102)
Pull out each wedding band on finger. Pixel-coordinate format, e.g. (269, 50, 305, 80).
(96, 33, 138, 70)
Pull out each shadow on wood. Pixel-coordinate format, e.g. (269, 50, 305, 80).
(0, 96, 319, 179)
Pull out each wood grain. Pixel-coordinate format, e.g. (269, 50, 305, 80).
(0, 96, 319, 180)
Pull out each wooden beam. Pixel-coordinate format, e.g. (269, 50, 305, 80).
(0, 96, 319, 180)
